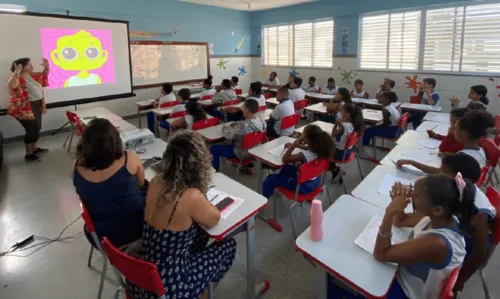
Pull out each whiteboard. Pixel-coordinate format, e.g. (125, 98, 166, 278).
(130, 42, 209, 87)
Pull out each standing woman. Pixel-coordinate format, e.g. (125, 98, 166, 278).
(7, 57, 50, 162)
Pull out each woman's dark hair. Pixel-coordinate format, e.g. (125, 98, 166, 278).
(203, 78, 212, 87)
(309, 76, 316, 83)
(76, 118, 123, 171)
(221, 79, 231, 89)
(10, 57, 30, 72)
(423, 78, 437, 88)
(471, 85, 489, 105)
(250, 82, 262, 95)
(231, 76, 239, 84)
(178, 88, 191, 101)
(337, 87, 352, 104)
(450, 107, 469, 119)
(303, 124, 334, 159)
(381, 91, 398, 103)
(162, 83, 173, 95)
(457, 110, 494, 139)
(354, 79, 363, 86)
(328, 77, 335, 84)
(186, 102, 207, 122)
(420, 174, 477, 233)
(293, 76, 303, 88)
(343, 104, 364, 133)
(467, 102, 487, 111)
(441, 153, 481, 183)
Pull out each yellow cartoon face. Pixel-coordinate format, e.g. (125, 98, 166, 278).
(50, 30, 108, 71)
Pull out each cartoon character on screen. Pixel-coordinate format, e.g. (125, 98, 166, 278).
(50, 30, 108, 87)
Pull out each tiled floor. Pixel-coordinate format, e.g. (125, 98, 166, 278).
(0, 118, 497, 298)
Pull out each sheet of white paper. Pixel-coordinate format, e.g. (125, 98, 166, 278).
(269, 144, 303, 157)
(419, 138, 441, 150)
(402, 149, 438, 163)
(389, 156, 425, 175)
(206, 188, 244, 219)
(355, 215, 411, 256)
(378, 174, 415, 196)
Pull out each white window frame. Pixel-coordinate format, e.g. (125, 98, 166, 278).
(357, 0, 500, 76)
(261, 18, 334, 69)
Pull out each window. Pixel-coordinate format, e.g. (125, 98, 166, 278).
(359, 2, 500, 74)
(262, 19, 334, 68)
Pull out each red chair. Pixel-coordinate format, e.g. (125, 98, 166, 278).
(495, 115, 500, 132)
(224, 131, 267, 174)
(80, 200, 107, 299)
(201, 95, 213, 100)
(192, 117, 220, 131)
(281, 114, 300, 132)
(258, 105, 267, 112)
(270, 159, 331, 238)
(293, 99, 309, 111)
(64, 111, 85, 153)
(371, 113, 410, 163)
(223, 99, 240, 107)
(159, 100, 179, 109)
(495, 134, 500, 146)
(479, 186, 500, 298)
(170, 111, 188, 119)
(439, 267, 461, 299)
(477, 166, 489, 187)
(332, 132, 364, 194)
(479, 137, 500, 186)
(410, 95, 423, 104)
(264, 92, 272, 99)
(235, 89, 243, 95)
(318, 87, 321, 93)
(101, 237, 167, 299)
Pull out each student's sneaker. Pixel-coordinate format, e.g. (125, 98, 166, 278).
(25, 154, 41, 162)
(34, 148, 49, 155)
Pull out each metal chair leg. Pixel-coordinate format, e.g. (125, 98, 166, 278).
(97, 255, 107, 299)
(67, 132, 74, 153)
(87, 245, 94, 267)
(289, 201, 300, 240)
(341, 170, 348, 194)
(479, 269, 491, 299)
(63, 127, 72, 148)
(356, 155, 365, 180)
(493, 168, 499, 185)
(209, 283, 214, 299)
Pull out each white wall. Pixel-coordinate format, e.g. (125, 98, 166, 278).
(1, 57, 254, 139)
(252, 57, 500, 114)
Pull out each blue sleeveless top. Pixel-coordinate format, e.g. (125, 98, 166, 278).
(73, 152, 145, 247)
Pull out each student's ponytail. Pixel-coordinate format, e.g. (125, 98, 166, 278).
(450, 174, 478, 234)
(471, 85, 489, 106)
(343, 104, 364, 134)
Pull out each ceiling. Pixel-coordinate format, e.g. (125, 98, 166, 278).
(178, 0, 318, 11)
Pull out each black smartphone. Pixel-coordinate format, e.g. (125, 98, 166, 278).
(215, 197, 235, 212)
(142, 159, 155, 169)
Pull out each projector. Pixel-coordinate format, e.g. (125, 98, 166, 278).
(121, 129, 155, 149)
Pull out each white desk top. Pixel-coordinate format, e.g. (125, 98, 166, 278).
(400, 103, 442, 112)
(305, 92, 334, 101)
(199, 99, 215, 106)
(136, 138, 167, 160)
(195, 123, 225, 142)
(75, 108, 134, 132)
(362, 109, 383, 123)
(305, 103, 328, 115)
(352, 99, 402, 109)
(114, 120, 137, 132)
(259, 109, 273, 122)
(237, 93, 249, 99)
(166, 114, 214, 124)
(152, 106, 175, 116)
(266, 98, 279, 106)
(380, 144, 442, 170)
(295, 121, 334, 134)
(134, 100, 155, 107)
(248, 136, 296, 168)
(423, 112, 450, 124)
(296, 195, 399, 298)
(352, 165, 420, 212)
(396, 130, 436, 148)
(73, 107, 112, 119)
(416, 121, 450, 135)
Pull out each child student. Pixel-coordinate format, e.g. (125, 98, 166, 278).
(412, 78, 440, 129)
(322, 77, 338, 95)
(199, 78, 216, 99)
(303, 76, 319, 93)
(147, 83, 176, 132)
(289, 77, 306, 102)
(223, 82, 266, 116)
(427, 108, 468, 154)
(171, 101, 207, 130)
(454, 110, 493, 168)
(363, 91, 400, 146)
(262, 124, 334, 198)
(209, 79, 237, 117)
(321, 87, 352, 124)
(283, 74, 296, 89)
(231, 76, 240, 90)
(376, 77, 396, 99)
(450, 85, 490, 110)
(351, 79, 369, 99)
(267, 87, 295, 138)
(263, 71, 280, 87)
(158, 88, 192, 130)
(210, 98, 267, 171)
(329, 104, 364, 182)
(370, 174, 475, 299)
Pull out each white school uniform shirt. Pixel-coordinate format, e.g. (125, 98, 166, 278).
(352, 89, 367, 98)
(158, 93, 177, 105)
(335, 122, 354, 150)
(270, 99, 295, 136)
(248, 95, 266, 107)
(322, 85, 338, 95)
(474, 186, 497, 219)
(289, 88, 306, 102)
(303, 84, 319, 93)
(423, 91, 440, 106)
(265, 77, 280, 86)
(384, 103, 401, 125)
(212, 89, 237, 105)
(184, 115, 194, 129)
(171, 102, 188, 114)
(397, 217, 466, 299)
(459, 148, 487, 168)
(199, 88, 216, 99)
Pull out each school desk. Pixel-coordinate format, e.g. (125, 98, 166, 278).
(296, 194, 401, 299)
(352, 98, 402, 109)
(352, 165, 419, 213)
(195, 123, 226, 143)
(135, 138, 167, 161)
(379, 144, 442, 170)
(75, 107, 136, 132)
(265, 97, 279, 107)
(423, 112, 450, 124)
(248, 136, 297, 193)
(396, 130, 439, 148)
(362, 109, 384, 124)
(400, 103, 443, 113)
(305, 103, 328, 115)
(165, 114, 214, 124)
(133, 100, 155, 128)
(295, 120, 334, 135)
(237, 93, 249, 99)
(415, 121, 450, 136)
(305, 92, 335, 102)
(199, 99, 216, 107)
(173, 84, 203, 93)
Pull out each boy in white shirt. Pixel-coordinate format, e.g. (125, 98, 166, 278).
(148, 83, 176, 132)
(223, 82, 266, 116)
(268, 87, 295, 138)
(231, 76, 240, 91)
(303, 76, 319, 93)
(376, 77, 396, 99)
(289, 77, 305, 102)
(263, 71, 280, 87)
(159, 88, 192, 130)
(210, 79, 237, 118)
(199, 78, 216, 99)
(322, 78, 338, 95)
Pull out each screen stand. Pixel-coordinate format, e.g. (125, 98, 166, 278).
(51, 104, 77, 136)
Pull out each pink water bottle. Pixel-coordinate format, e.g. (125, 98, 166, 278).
(310, 199, 323, 241)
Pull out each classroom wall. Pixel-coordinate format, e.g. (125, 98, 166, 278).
(250, 0, 500, 115)
(1, 0, 254, 139)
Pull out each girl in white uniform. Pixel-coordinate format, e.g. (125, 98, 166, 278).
(363, 91, 400, 146)
(455, 110, 494, 168)
(351, 79, 369, 99)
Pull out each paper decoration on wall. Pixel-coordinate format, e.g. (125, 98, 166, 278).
(238, 66, 247, 76)
(234, 35, 246, 53)
(289, 67, 300, 76)
(260, 69, 270, 78)
(129, 29, 178, 38)
(173, 28, 179, 36)
(209, 43, 215, 55)
(338, 67, 357, 84)
(488, 77, 500, 98)
(405, 75, 422, 94)
(216, 58, 228, 70)
(341, 27, 349, 54)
